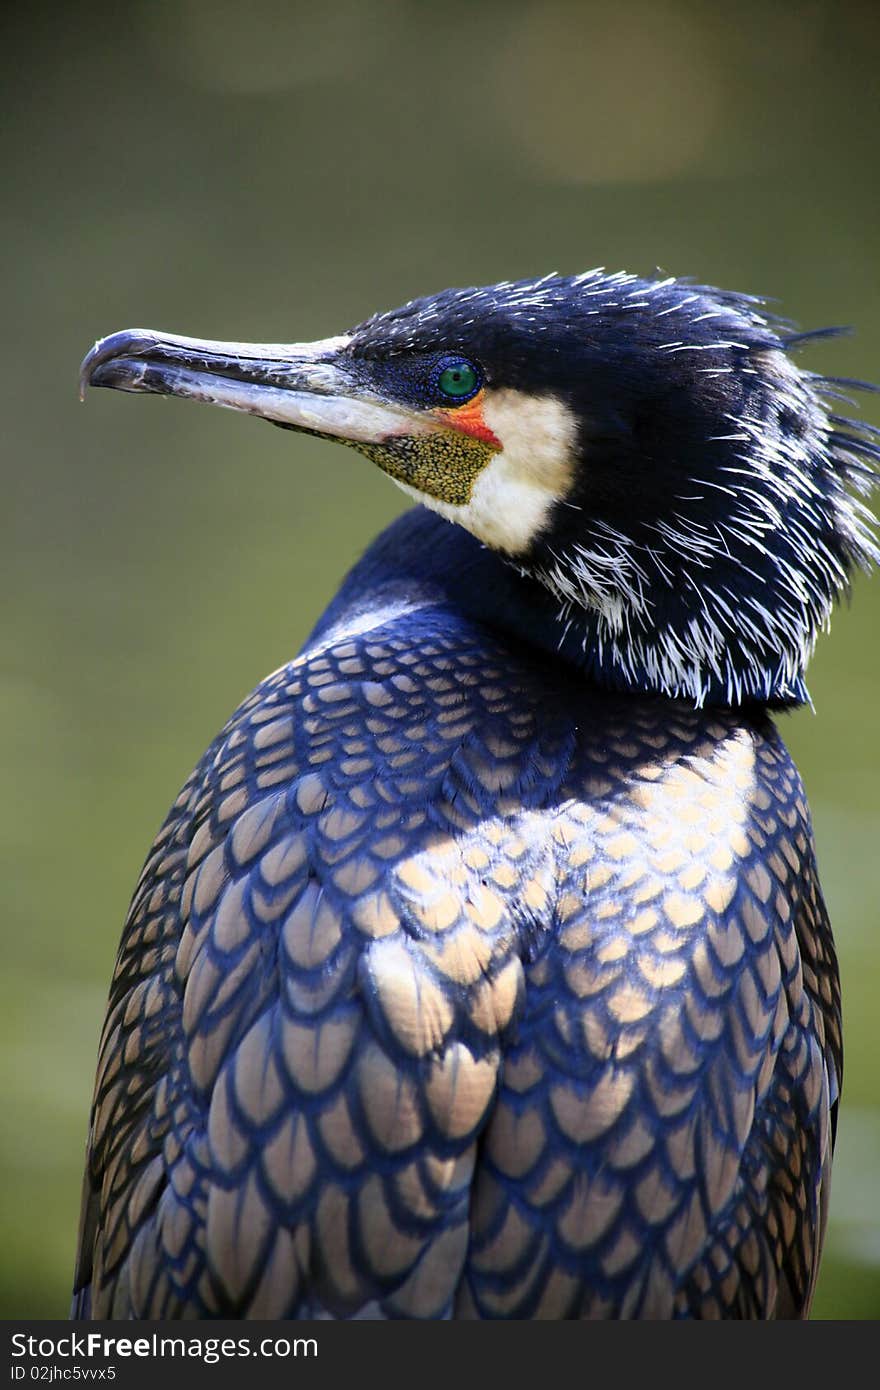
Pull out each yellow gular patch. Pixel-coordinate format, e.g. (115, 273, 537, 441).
(354, 429, 499, 507)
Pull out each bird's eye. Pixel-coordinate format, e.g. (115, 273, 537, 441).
(437, 358, 480, 401)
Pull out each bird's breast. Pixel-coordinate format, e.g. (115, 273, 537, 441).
(78, 591, 837, 1318)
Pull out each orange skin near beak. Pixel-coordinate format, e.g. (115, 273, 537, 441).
(434, 389, 502, 450)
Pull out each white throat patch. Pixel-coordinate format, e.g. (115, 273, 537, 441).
(394, 390, 578, 556)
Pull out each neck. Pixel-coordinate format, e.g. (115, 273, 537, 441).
(310, 508, 801, 711)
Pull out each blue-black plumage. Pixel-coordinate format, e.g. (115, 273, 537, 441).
(72, 270, 876, 1318)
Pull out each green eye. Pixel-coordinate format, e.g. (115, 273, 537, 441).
(437, 359, 479, 400)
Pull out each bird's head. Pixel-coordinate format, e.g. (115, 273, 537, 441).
(80, 271, 879, 707)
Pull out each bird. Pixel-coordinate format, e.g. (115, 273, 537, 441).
(73, 269, 879, 1320)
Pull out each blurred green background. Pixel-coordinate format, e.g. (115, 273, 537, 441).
(3, 0, 879, 1319)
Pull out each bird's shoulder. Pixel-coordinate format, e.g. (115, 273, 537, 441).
(475, 697, 840, 1315)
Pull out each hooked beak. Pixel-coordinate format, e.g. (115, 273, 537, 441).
(78, 328, 436, 444)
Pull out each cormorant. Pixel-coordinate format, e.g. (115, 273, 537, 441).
(74, 270, 879, 1319)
